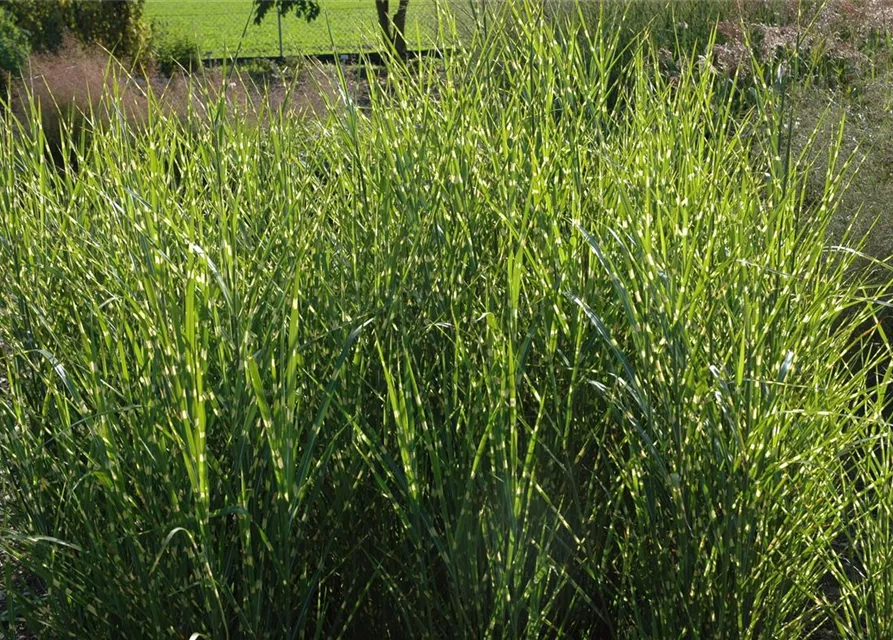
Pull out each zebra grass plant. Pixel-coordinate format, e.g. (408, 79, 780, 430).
(1, 2, 891, 637)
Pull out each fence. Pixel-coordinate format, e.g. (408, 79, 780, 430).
(145, 0, 481, 59)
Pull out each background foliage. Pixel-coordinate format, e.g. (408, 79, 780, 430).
(0, 0, 146, 56)
(0, 6, 29, 82)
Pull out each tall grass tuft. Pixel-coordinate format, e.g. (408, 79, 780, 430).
(0, 1, 890, 637)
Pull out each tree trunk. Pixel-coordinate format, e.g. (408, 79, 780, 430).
(375, 0, 391, 48)
(392, 0, 410, 59)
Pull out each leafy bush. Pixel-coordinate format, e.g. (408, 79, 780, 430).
(68, 0, 148, 57)
(151, 25, 201, 76)
(1, 2, 892, 637)
(0, 0, 147, 57)
(0, 6, 29, 83)
(239, 57, 277, 79)
(0, 0, 68, 52)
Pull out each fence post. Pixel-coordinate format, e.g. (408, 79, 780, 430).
(277, 9, 284, 60)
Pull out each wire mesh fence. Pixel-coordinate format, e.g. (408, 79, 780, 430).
(145, 0, 482, 59)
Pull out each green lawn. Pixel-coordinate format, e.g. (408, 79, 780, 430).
(145, 0, 459, 57)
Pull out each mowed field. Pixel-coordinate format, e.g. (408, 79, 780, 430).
(145, 0, 460, 57)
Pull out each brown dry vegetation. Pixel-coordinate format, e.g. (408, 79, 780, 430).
(6, 37, 371, 160)
(712, 0, 893, 74)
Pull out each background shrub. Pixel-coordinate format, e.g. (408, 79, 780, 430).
(0, 6, 29, 86)
(68, 0, 148, 58)
(151, 25, 201, 76)
(0, 0, 68, 52)
(0, 0, 146, 58)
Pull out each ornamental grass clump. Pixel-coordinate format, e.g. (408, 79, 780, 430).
(1, 2, 891, 637)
